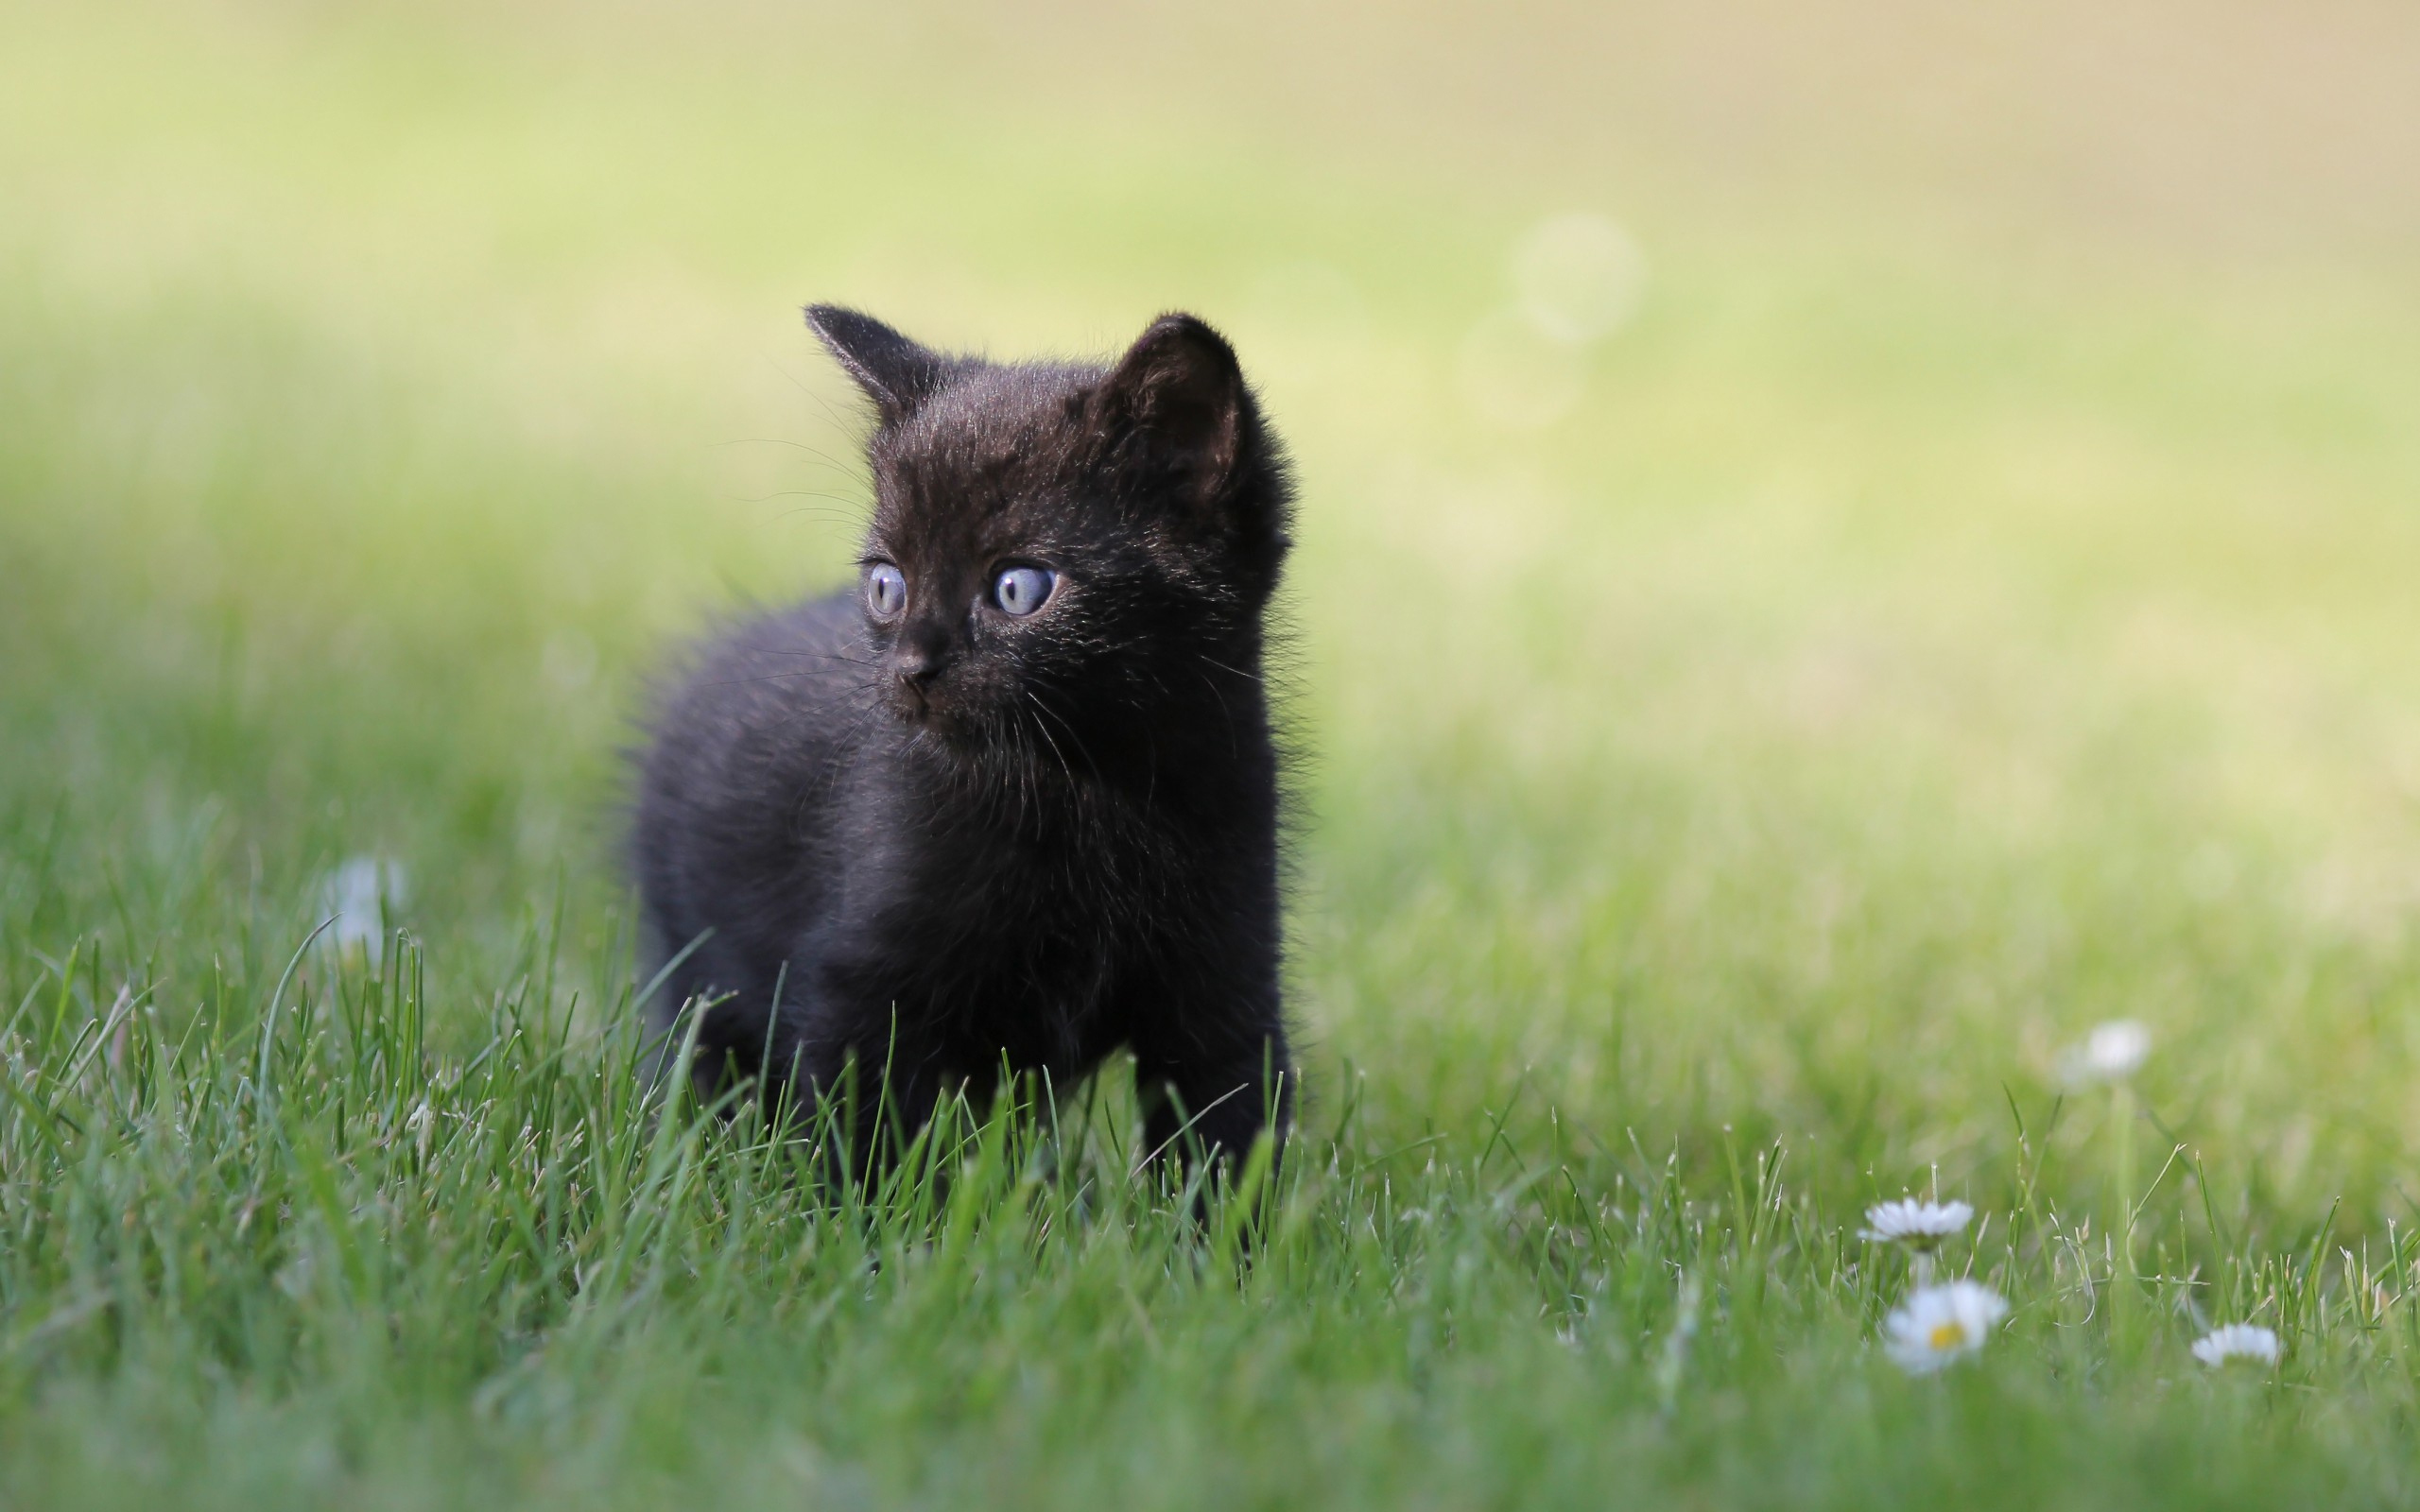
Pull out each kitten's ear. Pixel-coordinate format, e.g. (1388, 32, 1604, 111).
(804, 304, 949, 425)
(1090, 313, 1255, 520)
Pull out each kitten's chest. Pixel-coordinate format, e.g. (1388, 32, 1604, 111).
(899, 806, 1164, 953)
(858, 801, 1171, 1034)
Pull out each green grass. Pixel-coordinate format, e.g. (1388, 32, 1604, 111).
(6, 2, 2420, 1505)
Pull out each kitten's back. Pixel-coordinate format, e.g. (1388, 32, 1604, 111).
(631, 593, 869, 1035)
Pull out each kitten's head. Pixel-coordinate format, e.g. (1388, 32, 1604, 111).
(806, 305, 1293, 768)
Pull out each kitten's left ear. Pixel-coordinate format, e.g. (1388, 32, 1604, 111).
(1090, 313, 1260, 523)
(805, 304, 950, 426)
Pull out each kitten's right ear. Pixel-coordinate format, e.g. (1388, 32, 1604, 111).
(804, 305, 949, 425)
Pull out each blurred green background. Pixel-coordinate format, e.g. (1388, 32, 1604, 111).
(7, 0, 2420, 1259)
(10, 4, 2420, 1504)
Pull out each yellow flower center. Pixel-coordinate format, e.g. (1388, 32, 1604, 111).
(1927, 1321, 1967, 1350)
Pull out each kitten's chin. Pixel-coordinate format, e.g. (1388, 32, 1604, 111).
(888, 682, 939, 726)
(889, 694, 974, 746)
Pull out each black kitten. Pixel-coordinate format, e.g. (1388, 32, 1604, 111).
(632, 306, 1295, 1173)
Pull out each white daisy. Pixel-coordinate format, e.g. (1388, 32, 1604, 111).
(1859, 1199, 1975, 1249)
(2065, 1019, 2152, 1085)
(2190, 1323, 2281, 1368)
(1883, 1280, 2009, 1374)
(320, 854, 408, 968)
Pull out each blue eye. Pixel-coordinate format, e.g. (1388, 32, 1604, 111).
(993, 565, 1056, 617)
(864, 562, 907, 619)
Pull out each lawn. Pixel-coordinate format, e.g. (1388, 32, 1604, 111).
(6, 2, 2420, 1505)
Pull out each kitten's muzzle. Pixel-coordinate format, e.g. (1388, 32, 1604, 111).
(890, 639, 949, 718)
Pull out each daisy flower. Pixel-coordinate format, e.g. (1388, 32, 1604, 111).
(1883, 1280, 2009, 1375)
(320, 854, 409, 969)
(2065, 1019, 2152, 1086)
(1859, 1199, 1975, 1250)
(2191, 1323, 2281, 1369)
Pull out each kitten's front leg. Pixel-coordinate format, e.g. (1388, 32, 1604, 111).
(771, 985, 952, 1174)
(1130, 979, 1293, 1183)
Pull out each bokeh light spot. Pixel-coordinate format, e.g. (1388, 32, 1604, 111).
(1512, 212, 1648, 346)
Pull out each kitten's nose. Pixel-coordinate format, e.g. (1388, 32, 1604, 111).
(895, 627, 950, 690)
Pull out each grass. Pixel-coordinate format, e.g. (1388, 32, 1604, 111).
(6, 1, 2420, 1504)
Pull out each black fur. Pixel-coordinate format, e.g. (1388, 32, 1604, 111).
(632, 306, 1295, 1173)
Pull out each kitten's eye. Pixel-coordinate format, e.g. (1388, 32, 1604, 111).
(993, 565, 1056, 618)
(864, 562, 907, 620)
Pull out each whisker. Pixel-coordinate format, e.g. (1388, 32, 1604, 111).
(710, 438, 862, 475)
(738, 489, 869, 507)
(1025, 689, 1105, 786)
(1195, 651, 1262, 685)
(1021, 692, 1079, 790)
